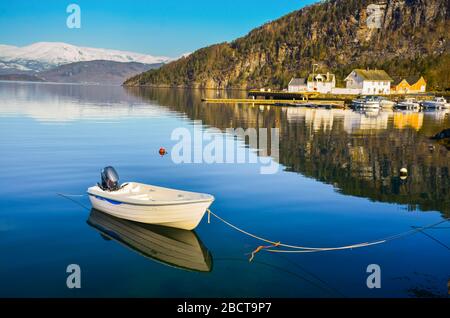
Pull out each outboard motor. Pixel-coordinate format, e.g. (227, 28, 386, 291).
(99, 166, 120, 191)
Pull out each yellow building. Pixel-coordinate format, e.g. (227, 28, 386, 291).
(392, 76, 427, 94)
(409, 76, 427, 92)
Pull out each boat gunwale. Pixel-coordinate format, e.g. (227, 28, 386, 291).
(87, 191, 215, 207)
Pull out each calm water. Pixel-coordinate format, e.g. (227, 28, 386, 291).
(0, 82, 449, 298)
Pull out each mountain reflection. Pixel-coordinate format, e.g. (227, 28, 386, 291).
(126, 87, 450, 217)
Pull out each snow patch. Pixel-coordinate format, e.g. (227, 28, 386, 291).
(0, 42, 175, 69)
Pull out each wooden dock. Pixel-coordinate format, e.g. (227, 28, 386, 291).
(201, 98, 345, 108)
(248, 90, 320, 100)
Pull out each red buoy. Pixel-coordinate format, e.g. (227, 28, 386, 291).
(159, 147, 167, 156)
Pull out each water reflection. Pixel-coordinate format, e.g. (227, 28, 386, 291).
(0, 82, 173, 122)
(87, 209, 213, 272)
(126, 87, 450, 217)
(1, 82, 448, 216)
(1, 82, 448, 297)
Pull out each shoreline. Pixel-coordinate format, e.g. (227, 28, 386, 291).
(2, 80, 450, 99)
(122, 83, 450, 97)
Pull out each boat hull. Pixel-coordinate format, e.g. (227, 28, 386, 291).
(352, 101, 381, 109)
(395, 102, 420, 110)
(380, 101, 396, 108)
(421, 102, 449, 109)
(88, 194, 213, 230)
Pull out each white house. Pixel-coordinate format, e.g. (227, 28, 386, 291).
(307, 72, 336, 94)
(344, 69, 393, 95)
(288, 78, 307, 92)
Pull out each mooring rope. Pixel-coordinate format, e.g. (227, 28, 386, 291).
(56, 193, 91, 211)
(249, 242, 281, 262)
(56, 193, 449, 260)
(206, 209, 450, 257)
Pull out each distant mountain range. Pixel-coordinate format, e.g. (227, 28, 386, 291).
(124, 0, 450, 91)
(0, 60, 162, 85)
(1, 60, 162, 85)
(40, 60, 163, 85)
(0, 42, 171, 85)
(0, 42, 172, 73)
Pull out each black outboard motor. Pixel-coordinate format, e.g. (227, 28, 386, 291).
(99, 166, 120, 191)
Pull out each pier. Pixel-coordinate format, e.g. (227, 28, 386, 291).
(201, 89, 348, 108)
(247, 89, 319, 100)
(201, 98, 345, 108)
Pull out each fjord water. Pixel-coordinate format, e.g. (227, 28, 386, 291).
(0, 82, 449, 298)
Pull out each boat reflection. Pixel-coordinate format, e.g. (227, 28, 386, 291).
(422, 109, 450, 122)
(87, 209, 213, 272)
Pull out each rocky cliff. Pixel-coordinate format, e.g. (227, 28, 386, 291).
(124, 0, 449, 90)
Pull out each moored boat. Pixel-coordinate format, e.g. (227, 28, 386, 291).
(380, 98, 396, 108)
(351, 95, 382, 109)
(421, 97, 450, 109)
(395, 98, 420, 110)
(87, 167, 214, 230)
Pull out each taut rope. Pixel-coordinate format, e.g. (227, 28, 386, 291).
(206, 209, 449, 260)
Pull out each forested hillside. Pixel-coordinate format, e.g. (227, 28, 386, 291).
(125, 0, 449, 90)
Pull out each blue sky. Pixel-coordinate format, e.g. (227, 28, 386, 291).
(0, 0, 314, 57)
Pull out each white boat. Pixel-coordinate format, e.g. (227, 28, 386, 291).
(421, 97, 450, 109)
(395, 98, 420, 110)
(88, 167, 214, 230)
(352, 95, 382, 109)
(87, 209, 213, 272)
(380, 98, 396, 108)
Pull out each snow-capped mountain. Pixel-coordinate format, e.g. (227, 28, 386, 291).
(0, 42, 173, 73)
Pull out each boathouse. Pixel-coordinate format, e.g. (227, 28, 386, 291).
(307, 72, 336, 94)
(391, 76, 427, 94)
(288, 78, 307, 92)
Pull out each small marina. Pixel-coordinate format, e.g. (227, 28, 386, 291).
(202, 97, 346, 108)
(202, 94, 449, 111)
(202, 68, 449, 112)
